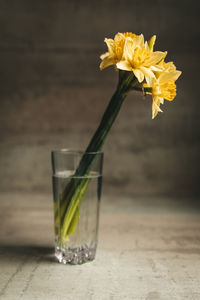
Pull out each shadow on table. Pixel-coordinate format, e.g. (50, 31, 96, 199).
(0, 245, 56, 263)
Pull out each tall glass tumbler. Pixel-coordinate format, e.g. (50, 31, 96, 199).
(51, 149, 103, 264)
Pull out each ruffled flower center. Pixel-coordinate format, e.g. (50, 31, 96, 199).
(160, 80, 176, 101)
(130, 48, 151, 68)
(123, 32, 137, 39)
(115, 39, 125, 60)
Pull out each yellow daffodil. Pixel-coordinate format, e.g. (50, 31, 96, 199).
(57, 33, 182, 264)
(116, 38, 167, 86)
(150, 68, 182, 118)
(100, 32, 143, 70)
(100, 32, 182, 120)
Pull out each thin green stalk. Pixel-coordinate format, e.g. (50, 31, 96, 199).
(61, 178, 90, 239)
(58, 72, 138, 242)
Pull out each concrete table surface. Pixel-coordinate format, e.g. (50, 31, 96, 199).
(0, 193, 200, 300)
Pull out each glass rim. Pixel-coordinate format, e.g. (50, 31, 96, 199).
(51, 148, 104, 155)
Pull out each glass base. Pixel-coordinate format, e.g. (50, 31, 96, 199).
(55, 245, 97, 265)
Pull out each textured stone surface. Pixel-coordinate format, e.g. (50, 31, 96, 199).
(0, 193, 200, 299)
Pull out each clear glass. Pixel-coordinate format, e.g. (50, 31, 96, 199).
(51, 149, 103, 264)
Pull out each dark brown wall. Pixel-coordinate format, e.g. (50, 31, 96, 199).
(0, 0, 199, 197)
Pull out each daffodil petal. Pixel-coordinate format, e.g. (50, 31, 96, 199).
(152, 106, 158, 119)
(140, 66, 155, 86)
(151, 65, 163, 72)
(145, 51, 167, 67)
(133, 69, 144, 83)
(148, 35, 156, 52)
(123, 38, 134, 61)
(159, 97, 164, 104)
(144, 41, 149, 51)
(152, 106, 162, 119)
(159, 70, 182, 84)
(161, 61, 176, 72)
(104, 38, 115, 55)
(114, 32, 124, 42)
(153, 81, 162, 95)
(154, 102, 162, 112)
(135, 34, 145, 48)
(116, 60, 132, 71)
(152, 96, 163, 119)
(100, 56, 114, 70)
(100, 52, 109, 60)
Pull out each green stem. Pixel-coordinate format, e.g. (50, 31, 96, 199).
(73, 72, 137, 177)
(61, 178, 90, 239)
(59, 71, 138, 241)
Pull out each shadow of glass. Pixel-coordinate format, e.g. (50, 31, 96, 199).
(0, 245, 56, 263)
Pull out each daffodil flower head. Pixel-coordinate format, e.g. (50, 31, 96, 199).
(151, 67, 182, 118)
(116, 37, 167, 86)
(100, 32, 141, 70)
(100, 32, 182, 119)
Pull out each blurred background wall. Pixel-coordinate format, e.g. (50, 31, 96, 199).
(0, 0, 199, 198)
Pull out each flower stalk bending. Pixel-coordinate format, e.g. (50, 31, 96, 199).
(56, 71, 138, 243)
(55, 32, 182, 244)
